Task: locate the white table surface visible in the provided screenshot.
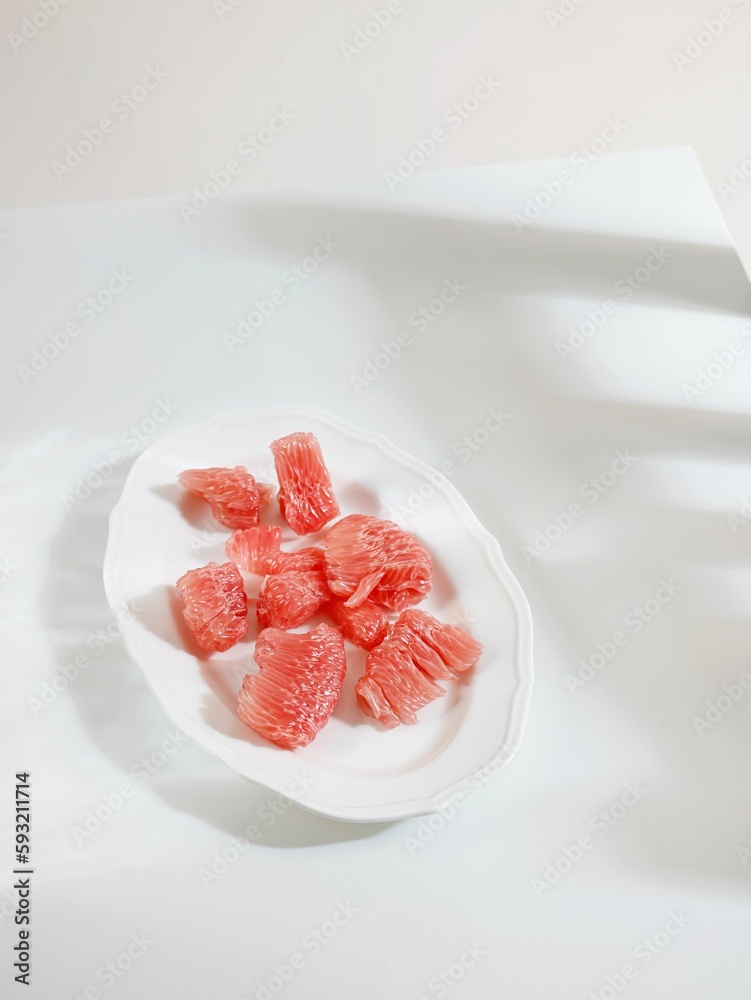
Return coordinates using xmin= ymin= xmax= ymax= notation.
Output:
xmin=1 ymin=0 xmax=751 ymax=275
xmin=1 ymin=145 xmax=750 ymax=998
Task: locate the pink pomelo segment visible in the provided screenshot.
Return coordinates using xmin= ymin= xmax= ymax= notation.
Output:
xmin=179 ymin=466 xmax=273 ymax=529
xmin=259 ymin=546 xmax=325 ymax=575
xmin=176 ymin=561 xmax=248 ymax=652
xmin=356 ymin=634 xmax=444 ymax=725
xmin=399 ymin=609 xmax=483 ymax=674
xmin=226 ymin=528 xmax=324 ymax=577
xmin=256 ymin=569 xmax=330 ymax=631
xmin=237 ymin=624 xmax=347 ymax=749
xmin=270 ymin=432 xmax=340 ymax=535
xmin=329 ymin=598 xmax=391 ymax=651
xmin=355 ymin=609 xmax=483 ymax=727
xmin=324 ymin=514 xmax=432 ymax=612
xmin=226 ymin=525 xmax=282 ymax=573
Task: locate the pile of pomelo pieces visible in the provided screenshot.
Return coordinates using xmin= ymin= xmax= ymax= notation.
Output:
xmin=176 ymin=431 xmax=482 ymax=749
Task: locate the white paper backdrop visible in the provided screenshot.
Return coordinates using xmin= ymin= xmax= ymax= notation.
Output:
xmin=1 ymin=147 xmax=750 ymax=998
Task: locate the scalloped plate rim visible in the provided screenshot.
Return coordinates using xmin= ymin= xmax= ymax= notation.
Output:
xmin=103 ymin=405 xmax=534 ymax=823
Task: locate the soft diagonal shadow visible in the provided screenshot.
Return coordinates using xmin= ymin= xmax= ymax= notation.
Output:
xmin=197 ymin=196 xmax=751 ymax=317
xmin=385 ymin=283 xmax=751 ymax=889
xmin=39 ymin=184 xmax=751 ymax=881
xmin=205 ymin=191 xmax=751 ymax=887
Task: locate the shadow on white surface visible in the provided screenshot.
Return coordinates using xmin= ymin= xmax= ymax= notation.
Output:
xmin=151 ymin=482 xmax=211 ymax=528
xmin=37 ymin=184 xmax=751 ymax=878
xmin=203 ymin=197 xmax=751 ymax=317
xmin=208 ymin=194 xmax=751 ymax=886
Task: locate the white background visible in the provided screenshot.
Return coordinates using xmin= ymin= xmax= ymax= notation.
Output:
xmin=1 ymin=4 xmax=751 ymax=1000
xmin=2 ymin=147 xmax=750 ymax=999
xmin=1 ymin=0 xmax=751 ymax=270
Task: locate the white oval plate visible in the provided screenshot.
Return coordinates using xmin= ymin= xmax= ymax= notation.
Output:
xmin=103 ymin=407 xmax=533 ymax=823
